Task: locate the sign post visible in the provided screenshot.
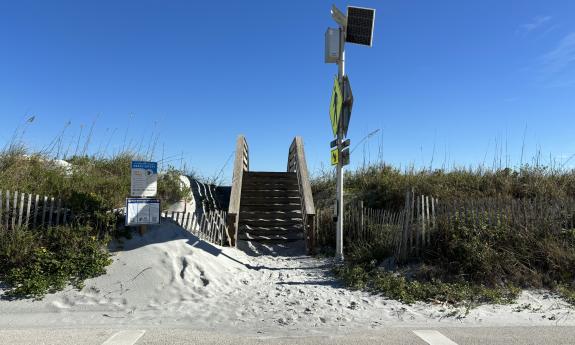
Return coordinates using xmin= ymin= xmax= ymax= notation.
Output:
xmin=326 ymin=5 xmax=375 ymax=261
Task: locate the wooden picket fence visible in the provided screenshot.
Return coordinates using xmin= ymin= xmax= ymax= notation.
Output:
xmin=315 ymin=188 xmax=575 ymax=264
xmin=314 ymin=202 xmax=405 ymax=250
xmin=396 ymin=189 xmax=439 ymax=262
xmin=433 ymin=196 xmax=575 ymax=236
xmin=314 ymin=190 xmax=439 ymax=263
xmin=0 ymin=189 xmax=69 ymax=230
xmin=163 ymin=209 xmax=228 ymax=246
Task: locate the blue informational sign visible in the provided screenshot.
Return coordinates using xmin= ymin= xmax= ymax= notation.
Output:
xmin=125 ymin=198 xmax=161 ymax=226
xmin=131 ymin=161 xmax=158 ymax=173
xmin=131 ymin=161 xmax=158 ymax=197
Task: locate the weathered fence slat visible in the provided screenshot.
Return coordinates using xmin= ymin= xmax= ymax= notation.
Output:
xmin=25 ymin=193 xmax=32 ymax=228
xmin=47 ymin=197 xmax=55 ymax=227
xmin=55 ymin=198 xmax=62 ymax=226
xmin=11 ymin=191 xmax=18 ymax=229
xmin=0 ymin=191 xmax=3 ymax=227
xmin=17 ymin=192 xmax=25 ymax=227
xmin=5 ymin=190 xmax=10 ymax=229
xmin=41 ymin=196 xmax=48 ymax=227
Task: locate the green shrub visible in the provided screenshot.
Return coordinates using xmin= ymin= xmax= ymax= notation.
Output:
xmin=558 ymin=285 xmax=575 ymax=306
xmin=0 ymin=225 xmax=112 ymax=299
xmin=158 ymin=167 xmax=191 ymax=210
xmin=428 ymin=210 xmax=575 ymax=288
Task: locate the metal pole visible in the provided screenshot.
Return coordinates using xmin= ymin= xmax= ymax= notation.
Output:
xmin=335 ymin=27 xmax=345 ymax=261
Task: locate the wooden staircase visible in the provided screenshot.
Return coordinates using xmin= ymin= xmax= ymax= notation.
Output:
xmin=237 ymin=172 xmax=304 ymax=243
xmin=226 ymin=136 xmax=316 ymax=254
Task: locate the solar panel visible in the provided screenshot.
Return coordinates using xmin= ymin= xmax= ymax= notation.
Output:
xmin=345 ymin=6 xmax=375 ymax=46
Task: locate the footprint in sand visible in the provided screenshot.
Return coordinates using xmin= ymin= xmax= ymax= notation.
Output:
xmin=51 ymin=299 xmax=72 ymax=309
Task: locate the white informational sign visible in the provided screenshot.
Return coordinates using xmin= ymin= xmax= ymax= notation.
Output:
xmin=131 ymin=161 xmax=158 ymax=197
xmin=125 ymin=198 xmax=160 ymax=226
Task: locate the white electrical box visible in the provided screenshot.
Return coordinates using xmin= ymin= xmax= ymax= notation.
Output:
xmin=325 ymin=28 xmax=340 ymax=63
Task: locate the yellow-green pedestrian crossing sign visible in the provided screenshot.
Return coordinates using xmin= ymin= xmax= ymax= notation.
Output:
xmin=330 ymin=148 xmax=339 ymax=165
xmin=329 ymin=75 xmax=343 ymax=137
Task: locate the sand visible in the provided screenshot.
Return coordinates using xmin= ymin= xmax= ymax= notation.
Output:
xmin=0 ymin=221 xmax=573 ymax=335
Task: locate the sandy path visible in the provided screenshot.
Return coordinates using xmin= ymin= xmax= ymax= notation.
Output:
xmin=0 ymin=222 xmax=573 ymax=336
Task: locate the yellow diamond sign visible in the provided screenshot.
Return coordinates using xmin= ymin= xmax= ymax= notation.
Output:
xmin=329 ymin=75 xmax=343 ymax=137
xmin=331 ymin=148 xmax=339 ymax=166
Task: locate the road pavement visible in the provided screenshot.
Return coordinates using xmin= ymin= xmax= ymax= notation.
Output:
xmin=1 ymin=327 xmax=574 ymax=345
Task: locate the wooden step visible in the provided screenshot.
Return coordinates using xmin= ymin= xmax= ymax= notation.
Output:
xmin=240 ymin=204 xmax=301 ymax=212
xmin=242 ymin=187 xmax=300 ymax=194
xmin=239 ymin=224 xmax=304 ymax=232
xmin=240 ymin=210 xmax=302 ymax=219
xmin=237 ymin=232 xmax=304 ymax=242
xmin=242 ymin=172 xmax=297 ymax=181
xmin=239 ymin=219 xmax=303 ymax=227
xmin=242 ymin=181 xmax=299 ymax=188
xmin=244 ymin=172 xmax=297 ymax=179
xmin=240 ymin=196 xmax=301 ymax=205
xmin=241 ymin=190 xmax=300 ymax=198
xmin=239 ymin=228 xmax=303 ymax=237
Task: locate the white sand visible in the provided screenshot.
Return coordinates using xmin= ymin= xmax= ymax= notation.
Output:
xmin=1 ymin=221 xmax=573 ymax=335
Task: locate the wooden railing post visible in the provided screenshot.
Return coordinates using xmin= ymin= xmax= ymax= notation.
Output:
xmin=227 ymin=135 xmax=249 ymax=247
xmin=288 ymin=136 xmax=316 ymax=255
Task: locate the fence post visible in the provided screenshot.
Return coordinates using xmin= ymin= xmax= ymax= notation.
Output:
xmin=17 ymin=192 xmax=25 ymax=227
xmin=200 ymin=213 xmax=206 ymax=240
xmin=12 ymin=191 xmax=18 ymax=229
xmin=32 ymin=195 xmax=39 ymax=228
xmin=41 ymin=196 xmax=48 ymax=227
xmin=47 ymin=197 xmax=55 ymax=227
xmin=398 ymin=189 xmax=411 ymax=263
xmin=25 ymin=193 xmax=32 ymax=228
xmin=0 ymin=191 xmax=3 ymax=228
xmin=431 ymin=197 xmax=436 ymax=236
xmin=55 ymin=199 xmax=62 ymax=226
xmin=359 ymin=201 xmax=364 ymax=241
xmin=424 ymin=195 xmax=430 ymax=245
xmin=184 ymin=212 xmax=190 ymax=230
xmin=5 ymin=190 xmax=10 ymax=229
xmin=416 ymin=193 xmax=422 ymax=256
xmin=207 ymin=211 xmax=214 ymax=242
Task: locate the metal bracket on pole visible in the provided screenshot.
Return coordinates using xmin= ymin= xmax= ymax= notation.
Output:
xmin=331 ymin=5 xmax=347 ymax=28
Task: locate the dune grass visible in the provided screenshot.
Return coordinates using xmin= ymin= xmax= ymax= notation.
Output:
xmin=0 ymin=147 xmax=190 ymax=235
xmin=0 ymin=146 xmax=191 ymax=298
xmin=313 ymin=163 xmax=575 ymax=210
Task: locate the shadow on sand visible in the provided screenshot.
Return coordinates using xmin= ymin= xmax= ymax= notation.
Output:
xmin=110 ymin=220 xmax=317 ymax=272
xmin=276 ymin=280 xmax=344 ymax=287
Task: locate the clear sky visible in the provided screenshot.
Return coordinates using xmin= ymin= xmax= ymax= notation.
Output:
xmin=1 ymin=1 xmax=575 ymax=183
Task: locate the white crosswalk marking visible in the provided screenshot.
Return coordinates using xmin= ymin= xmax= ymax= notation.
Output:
xmin=102 ymin=330 xmax=146 ymax=345
xmin=413 ymin=330 xmax=459 ymax=345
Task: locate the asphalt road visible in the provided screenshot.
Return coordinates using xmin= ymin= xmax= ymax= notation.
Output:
xmin=0 ymin=327 xmax=574 ymax=345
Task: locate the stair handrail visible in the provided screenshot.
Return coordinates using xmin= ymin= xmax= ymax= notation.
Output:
xmin=287 ymin=136 xmax=316 ymax=254
xmin=227 ymin=135 xmax=249 ymax=246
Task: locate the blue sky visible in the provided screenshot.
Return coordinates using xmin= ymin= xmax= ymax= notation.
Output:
xmin=1 ymin=1 xmax=575 ymax=183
